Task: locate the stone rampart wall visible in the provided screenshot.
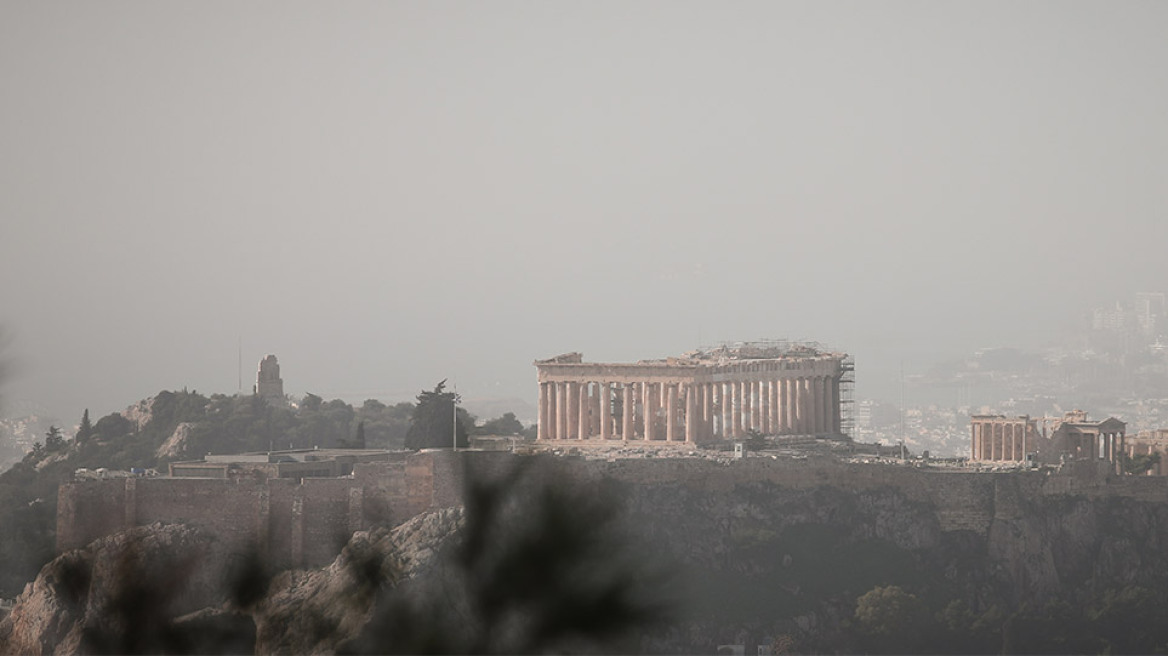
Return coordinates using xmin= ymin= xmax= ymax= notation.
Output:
xmin=58 ymin=451 xmax=1168 ymax=572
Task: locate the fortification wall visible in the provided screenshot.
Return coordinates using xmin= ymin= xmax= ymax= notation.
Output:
xmin=56 ymin=480 xmax=128 ymax=552
xmin=58 ymin=451 xmax=1168 ymax=573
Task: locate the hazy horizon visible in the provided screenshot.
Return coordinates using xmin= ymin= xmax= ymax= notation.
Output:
xmin=3 ymin=2 xmax=1167 ymax=423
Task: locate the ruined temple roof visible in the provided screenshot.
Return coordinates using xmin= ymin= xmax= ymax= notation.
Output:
xmin=535 ymin=341 xmax=848 ymax=368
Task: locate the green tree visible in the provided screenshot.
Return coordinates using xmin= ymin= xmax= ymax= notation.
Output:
xmin=1121 ymin=451 xmax=1161 ymax=475
xmin=92 ymin=412 xmax=134 ymax=441
xmin=44 ymin=426 xmax=64 ymax=451
xmin=854 ymin=585 xmax=926 ymax=653
xmin=76 ymin=409 xmax=93 ymax=444
xmin=405 ymin=380 xmax=468 ymax=450
xmin=476 ymin=412 xmax=524 ymax=436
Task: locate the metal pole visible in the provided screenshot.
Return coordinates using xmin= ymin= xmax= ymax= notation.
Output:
xmin=452 ymin=396 xmax=458 ymax=451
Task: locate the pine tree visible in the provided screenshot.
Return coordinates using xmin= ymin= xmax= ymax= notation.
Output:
xmin=405 ymin=380 xmax=468 ymax=450
xmin=44 ymin=425 xmax=64 ymax=451
xmin=77 ymin=409 xmax=93 ymax=443
xmin=355 ymin=421 xmax=366 ymax=449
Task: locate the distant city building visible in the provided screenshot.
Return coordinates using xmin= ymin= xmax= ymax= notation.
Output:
xmin=535 ymin=341 xmax=853 ymax=443
xmin=255 ymin=354 xmax=285 ymax=404
xmin=1088 ymin=292 xmax=1168 ymax=354
xmin=1134 ymin=292 xmax=1166 ymax=337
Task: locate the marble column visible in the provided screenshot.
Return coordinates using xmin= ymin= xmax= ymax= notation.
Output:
xmin=622 ymin=384 xmax=633 ymax=440
xmin=701 ymin=383 xmax=712 ymax=439
xmin=731 ymin=382 xmax=742 ymax=437
xmin=798 ymin=377 xmax=809 ymax=434
xmin=576 ymin=382 xmax=588 ymax=439
xmin=826 ymin=378 xmax=836 ymax=434
xmin=647 ymin=383 xmax=659 ymax=440
xmin=833 ymin=377 xmax=842 ymax=434
xmin=685 ymin=384 xmax=697 ymax=443
xmin=815 ymin=377 xmax=826 ymax=435
xmin=758 ymin=380 xmax=768 ymax=432
xmin=666 ymin=384 xmax=678 ymax=442
xmin=768 ymin=379 xmax=778 ymax=434
xmin=538 ymin=382 xmax=548 ymax=440
xmin=784 ymin=378 xmax=794 ymax=434
xmin=750 ymin=380 xmax=761 ymax=432
xmin=719 ymin=383 xmax=729 ymax=438
xmin=600 ymin=382 xmax=612 ymax=440
xmin=770 ymin=378 xmax=780 ymax=434
xmin=556 ymin=382 xmax=568 ymax=440
xmin=740 ymin=381 xmax=751 ymax=434
xmin=793 ymin=378 xmax=805 ymax=434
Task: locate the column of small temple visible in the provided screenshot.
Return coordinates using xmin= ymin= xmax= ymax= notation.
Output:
xmin=969 ymin=418 xmax=1031 ymax=462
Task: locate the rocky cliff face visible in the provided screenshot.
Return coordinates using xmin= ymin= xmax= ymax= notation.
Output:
xmin=0 ymin=510 xmax=463 ymax=656
xmin=155 ymin=421 xmax=196 ymax=460
xmin=0 ymin=522 xmax=229 ymax=655
xmin=7 ymin=459 xmax=1168 ymax=654
xmin=605 ymin=462 xmax=1168 ymax=653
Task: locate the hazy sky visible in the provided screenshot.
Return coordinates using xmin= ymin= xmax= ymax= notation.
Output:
xmin=2 ymin=2 xmax=1167 ymax=422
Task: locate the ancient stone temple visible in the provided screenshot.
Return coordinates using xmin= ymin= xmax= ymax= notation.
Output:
xmin=256 ymin=354 xmax=285 ymax=404
xmin=969 ymin=415 xmax=1040 ymax=462
xmin=534 ymin=342 xmax=851 ymax=443
xmin=970 ymin=410 xmax=1126 ymax=471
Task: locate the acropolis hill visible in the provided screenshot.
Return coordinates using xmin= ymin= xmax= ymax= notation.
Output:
xmin=55 ymin=341 xmax=1142 ymax=569
xmin=16 ymin=342 xmax=1168 ymax=653
xmin=42 ymin=450 xmax=1168 ymax=653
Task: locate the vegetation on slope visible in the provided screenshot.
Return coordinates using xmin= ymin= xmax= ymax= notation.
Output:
xmin=0 ymin=388 xmax=529 ymax=599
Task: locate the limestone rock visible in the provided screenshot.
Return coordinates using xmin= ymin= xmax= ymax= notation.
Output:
xmin=253 ymin=507 xmax=462 ymax=654
xmin=156 ymin=421 xmax=196 ymax=460
xmin=0 ymin=522 xmax=228 ymax=655
xmin=122 ymin=396 xmax=157 ymax=431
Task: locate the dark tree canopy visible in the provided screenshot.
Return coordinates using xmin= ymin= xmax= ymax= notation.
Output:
xmin=475 ymin=412 xmax=524 ymax=436
xmin=405 ymin=380 xmax=468 ymax=450
xmin=76 ymin=409 xmax=93 ymax=444
xmin=92 ymin=413 xmax=134 ymax=441
xmin=44 ymin=426 xmax=65 ymax=452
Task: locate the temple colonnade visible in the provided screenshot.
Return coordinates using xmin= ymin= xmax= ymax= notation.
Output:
xmin=535 ymin=352 xmax=846 ymax=443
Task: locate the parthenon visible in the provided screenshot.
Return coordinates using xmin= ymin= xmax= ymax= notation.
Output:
xmin=535 ymin=342 xmax=851 ymax=443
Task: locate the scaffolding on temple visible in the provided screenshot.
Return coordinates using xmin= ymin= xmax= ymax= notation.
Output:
xmin=839 ymin=354 xmax=855 ymax=439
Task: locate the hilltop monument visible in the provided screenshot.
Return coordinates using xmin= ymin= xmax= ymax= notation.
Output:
xmin=255 ymin=354 xmax=285 ymax=405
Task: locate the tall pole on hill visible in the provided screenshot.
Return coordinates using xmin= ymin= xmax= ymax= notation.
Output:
xmin=453 ymin=382 xmax=458 ymax=451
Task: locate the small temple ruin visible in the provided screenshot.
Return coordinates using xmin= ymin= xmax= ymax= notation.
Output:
xmin=970 ymin=410 xmax=1126 ymax=471
xmin=534 ymin=342 xmax=853 ymax=443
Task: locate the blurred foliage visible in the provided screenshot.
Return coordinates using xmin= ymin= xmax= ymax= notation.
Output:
xmin=44 ymin=458 xmax=669 ymax=655
xmin=843 ymin=583 xmax=1168 ymax=655
xmin=343 ymin=457 xmax=673 ymax=653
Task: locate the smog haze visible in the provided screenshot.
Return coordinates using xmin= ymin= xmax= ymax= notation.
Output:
xmin=3 ymin=2 xmax=1167 ymax=421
